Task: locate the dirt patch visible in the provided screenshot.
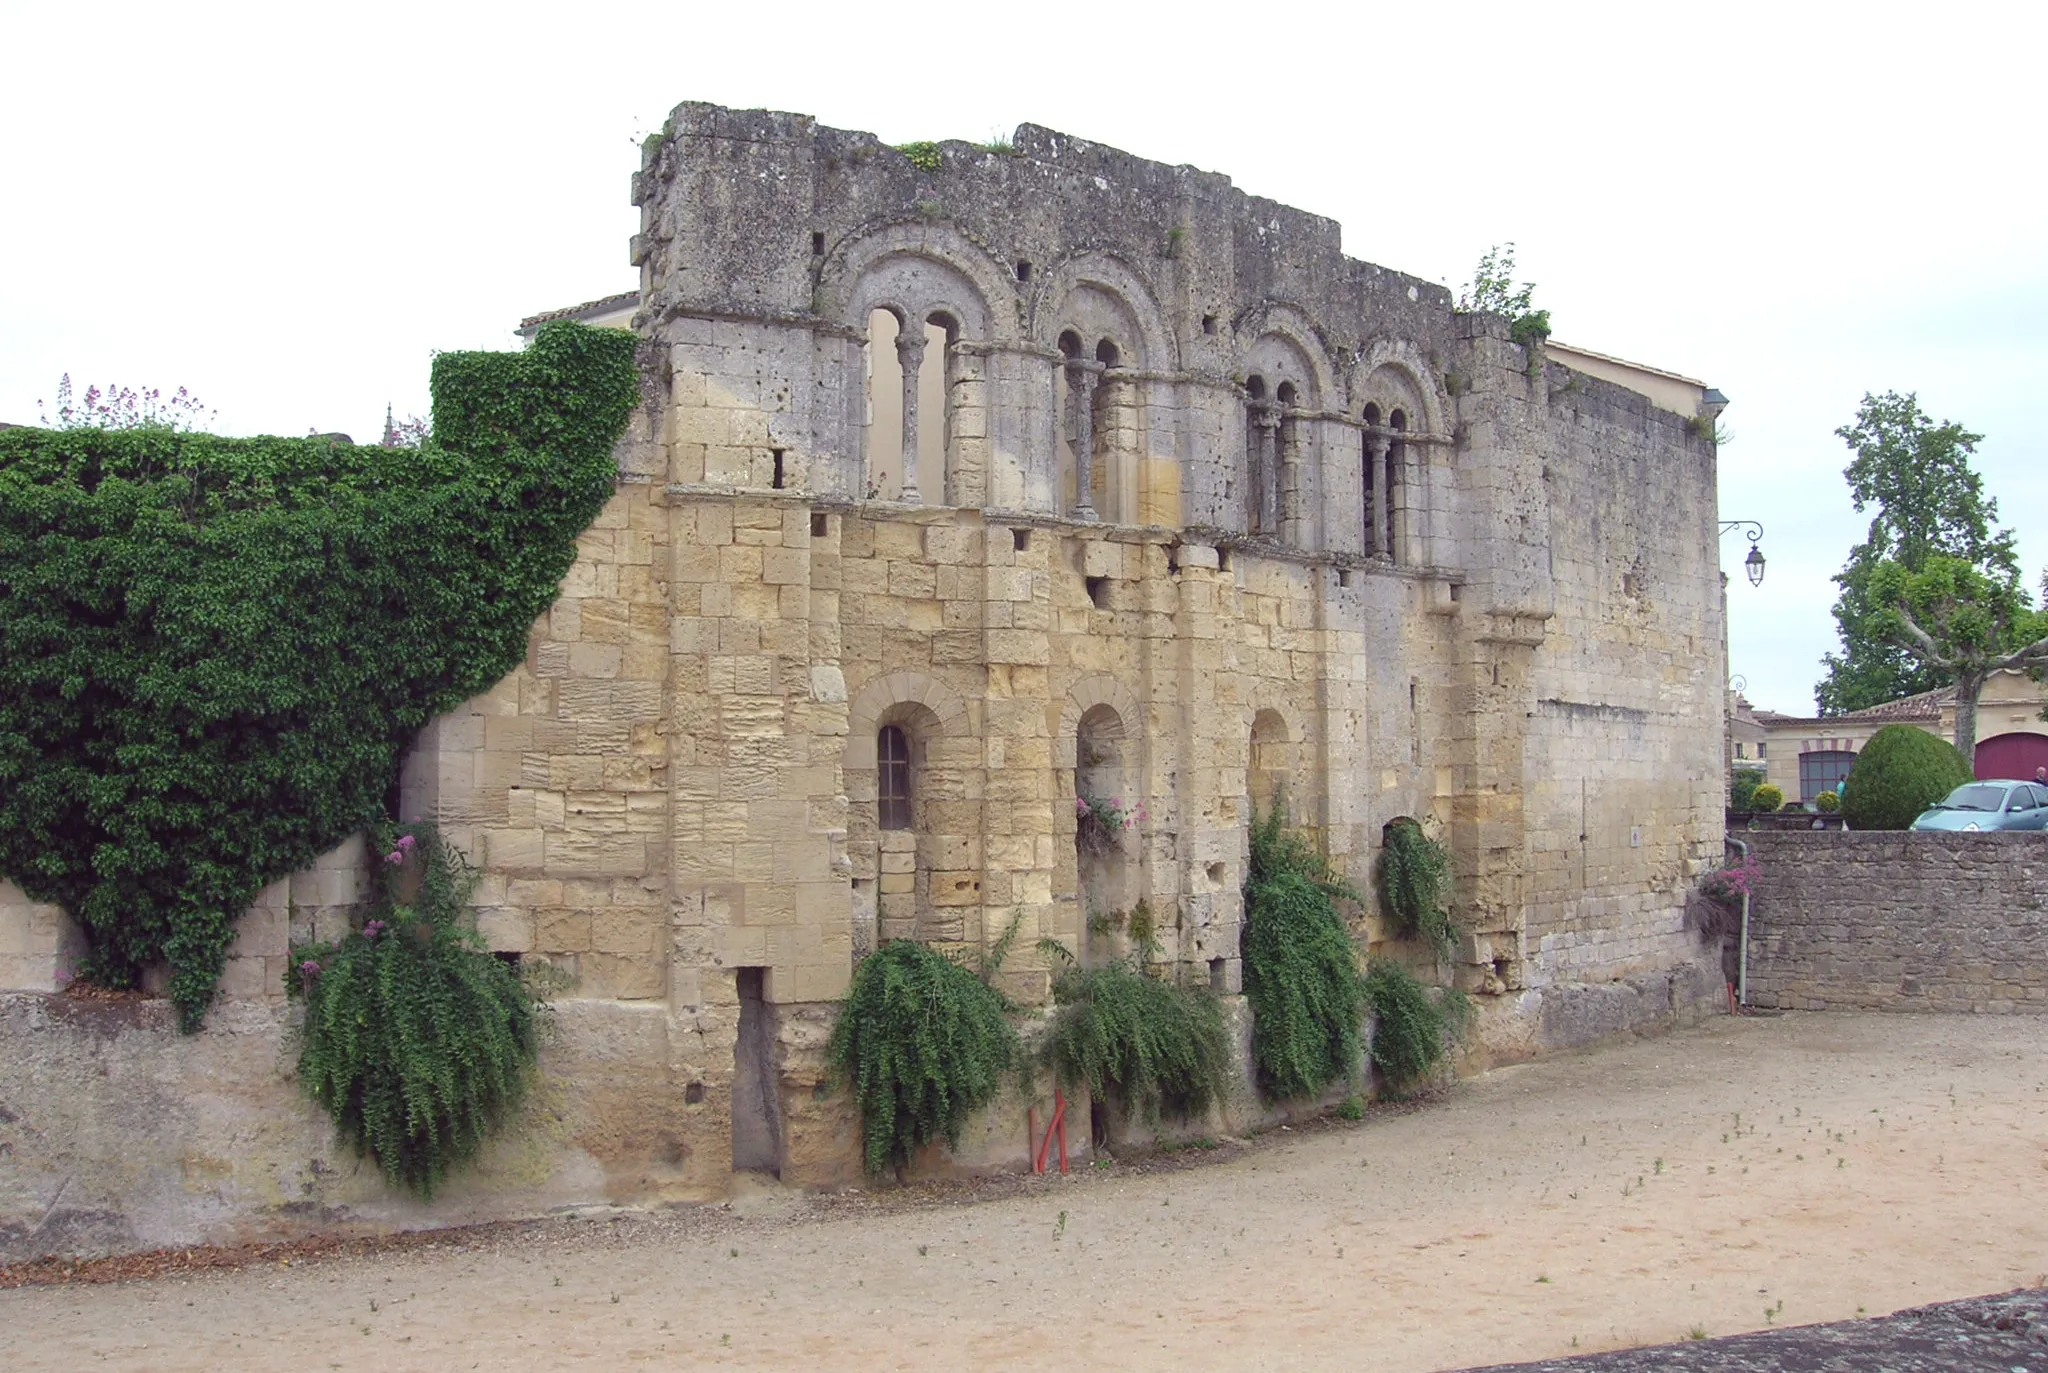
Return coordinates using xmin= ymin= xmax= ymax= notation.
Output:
xmin=4 ymin=1011 xmax=2046 ymax=1372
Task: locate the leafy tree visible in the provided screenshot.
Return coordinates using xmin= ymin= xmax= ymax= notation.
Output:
xmin=1816 ymin=392 xmax=2022 ymax=714
xmin=1864 ymin=555 xmax=2048 ymax=751
xmin=1458 ymin=243 xmax=1551 ymax=349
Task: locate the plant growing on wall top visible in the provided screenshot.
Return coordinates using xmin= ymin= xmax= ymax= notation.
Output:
xmin=1458 ymin=243 xmax=1551 ymax=349
xmin=1240 ymin=801 xmax=1367 ymax=1102
xmin=0 ymin=322 xmax=639 ymax=1030
xmin=291 ymin=824 xmax=545 ymax=1198
xmin=1377 ymin=817 xmax=1458 ymax=962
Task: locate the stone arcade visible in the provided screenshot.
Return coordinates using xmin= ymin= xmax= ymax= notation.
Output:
xmin=0 ymin=101 xmax=1730 ymax=1251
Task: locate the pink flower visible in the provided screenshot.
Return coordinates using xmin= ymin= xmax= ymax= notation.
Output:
xmin=396 ymin=833 xmax=417 ymax=851
xmin=385 ymin=850 xmax=405 ymax=864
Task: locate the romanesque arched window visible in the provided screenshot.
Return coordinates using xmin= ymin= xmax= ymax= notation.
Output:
xmin=878 ymin=725 xmax=913 ymax=830
xmin=863 ymin=307 xmax=956 ymax=504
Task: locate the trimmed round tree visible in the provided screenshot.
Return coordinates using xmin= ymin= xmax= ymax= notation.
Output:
xmin=1839 ymin=725 xmax=1974 ymax=831
xmin=1750 ymin=783 xmax=1785 ymax=813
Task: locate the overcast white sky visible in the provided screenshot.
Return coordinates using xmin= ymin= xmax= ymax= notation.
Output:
xmin=2 ymin=1 xmax=2041 ymax=715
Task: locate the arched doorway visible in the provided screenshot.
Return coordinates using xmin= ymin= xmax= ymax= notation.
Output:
xmin=1975 ymin=731 xmax=2048 ymax=780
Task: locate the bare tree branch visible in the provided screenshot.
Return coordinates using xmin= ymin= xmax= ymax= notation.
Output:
xmin=1994 ymin=630 xmax=2048 ymax=671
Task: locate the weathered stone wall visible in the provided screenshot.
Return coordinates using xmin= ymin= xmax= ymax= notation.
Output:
xmin=0 ymin=99 xmax=1730 ymax=1257
xmin=1745 ymin=832 xmax=2048 ymax=1012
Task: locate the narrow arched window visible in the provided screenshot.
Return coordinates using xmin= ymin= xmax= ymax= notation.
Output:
xmin=878 ymin=725 xmax=913 ymax=830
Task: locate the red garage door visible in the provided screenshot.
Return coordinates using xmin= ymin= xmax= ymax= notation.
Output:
xmin=1975 ymin=732 xmax=2048 ymax=780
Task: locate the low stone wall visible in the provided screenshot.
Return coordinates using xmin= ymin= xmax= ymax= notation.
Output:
xmin=1744 ymin=831 xmax=2048 ymax=1013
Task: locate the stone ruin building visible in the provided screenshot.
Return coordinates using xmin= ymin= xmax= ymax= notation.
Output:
xmin=0 ymin=99 xmax=1730 ymax=1249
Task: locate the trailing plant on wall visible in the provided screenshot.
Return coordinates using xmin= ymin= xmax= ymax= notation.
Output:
xmin=1039 ymin=945 xmax=1231 ymax=1124
xmin=0 ymin=323 xmax=638 ymax=1029
xmin=291 ymin=825 xmax=544 ymax=1199
xmin=1696 ymin=854 xmax=1759 ymax=909
xmin=1377 ymin=817 xmax=1458 ymax=962
xmin=1075 ymin=794 xmax=1144 ymax=856
xmin=1362 ymin=957 xmax=1472 ymax=1095
xmin=828 ymin=934 xmax=1022 ymax=1176
xmin=1240 ymin=802 xmax=1368 ymax=1102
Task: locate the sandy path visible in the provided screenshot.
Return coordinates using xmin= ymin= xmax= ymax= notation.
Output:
xmin=7 ymin=1010 xmax=2048 ymax=1372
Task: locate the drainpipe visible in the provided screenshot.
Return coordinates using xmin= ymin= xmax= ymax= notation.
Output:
xmin=1726 ymin=835 xmax=1751 ymax=1007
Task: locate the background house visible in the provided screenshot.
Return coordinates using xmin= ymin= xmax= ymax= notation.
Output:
xmin=1744 ymin=668 xmax=2048 ymax=805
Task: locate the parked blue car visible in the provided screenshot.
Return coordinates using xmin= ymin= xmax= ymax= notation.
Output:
xmin=1909 ymin=780 xmax=2048 ymax=832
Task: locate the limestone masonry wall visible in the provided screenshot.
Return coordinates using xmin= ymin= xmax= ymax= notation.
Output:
xmin=0 ymin=100 xmax=1731 ymax=1258
xmin=1745 ymin=832 xmax=2048 ymax=1013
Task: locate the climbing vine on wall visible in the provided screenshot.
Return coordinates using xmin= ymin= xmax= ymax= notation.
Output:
xmin=1240 ymin=802 xmax=1368 ymax=1102
xmin=0 ymin=322 xmax=639 ymax=1030
xmin=291 ymin=824 xmax=544 ymax=1198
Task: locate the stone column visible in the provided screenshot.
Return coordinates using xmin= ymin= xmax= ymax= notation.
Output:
xmin=896 ymin=327 xmax=926 ymax=504
xmin=1278 ymin=412 xmax=1303 ymax=544
xmin=1367 ymin=436 xmax=1390 ymax=558
xmin=1254 ymin=409 xmax=1280 ymax=535
xmin=1393 ymin=442 xmax=1418 ymax=566
xmin=1067 ymin=361 xmax=1098 ymax=522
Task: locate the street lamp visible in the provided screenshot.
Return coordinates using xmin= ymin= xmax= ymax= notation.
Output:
xmin=1721 ymin=520 xmax=1765 ymax=587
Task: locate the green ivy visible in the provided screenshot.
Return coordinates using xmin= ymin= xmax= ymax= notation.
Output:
xmin=827 ymin=940 xmax=1020 ymax=1176
xmin=1041 ymin=954 xmax=1231 ymax=1125
xmin=1377 ymin=817 xmax=1458 ymax=962
xmin=291 ymin=824 xmax=542 ymax=1198
xmin=0 ymin=322 xmax=638 ymax=1029
xmin=1363 ymin=957 xmax=1472 ymax=1095
xmin=1240 ymin=802 xmax=1367 ymax=1102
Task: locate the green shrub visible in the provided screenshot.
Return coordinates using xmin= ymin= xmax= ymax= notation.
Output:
xmin=1041 ymin=958 xmax=1231 ymax=1124
xmin=1750 ymin=783 xmax=1785 ymax=813
xmin=1729 ymin=767 xmax=1766 ymax=812
xmin=1363 ymin=958 xmax=1473 ymax=1094
xmin=827 ymin=940 xmax=1020 ymax=1175
xmin=0 ymin=322 xmax=638 ymax=1029
xmin=1840 ymin=725 xmax=1974 ymax=831
xmin=291 ymin=825 xmax=542 ymax=1198
xmin=1241 ymin=803 xmax=1367 ymax=1102
xmin=1814 ymin=789 xmax=1841 ymax=813
xmin=1377 ymin=817 xmax=1457 ymax=961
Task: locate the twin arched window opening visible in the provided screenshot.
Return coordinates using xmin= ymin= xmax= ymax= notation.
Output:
xmin=1361 ymin=403 xmax=1407 ymax=562
xmin=864 ymin=308 xmax=958 ymax=504
xmin=1058 ymin=330 xmax=1128 ymax=522
xmin=1244 ymin=375 xmax=1300 ymax=536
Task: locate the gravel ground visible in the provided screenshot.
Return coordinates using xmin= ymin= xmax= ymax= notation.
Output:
xmin=4 ymin=1009 xmax=2046 ymax=1371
